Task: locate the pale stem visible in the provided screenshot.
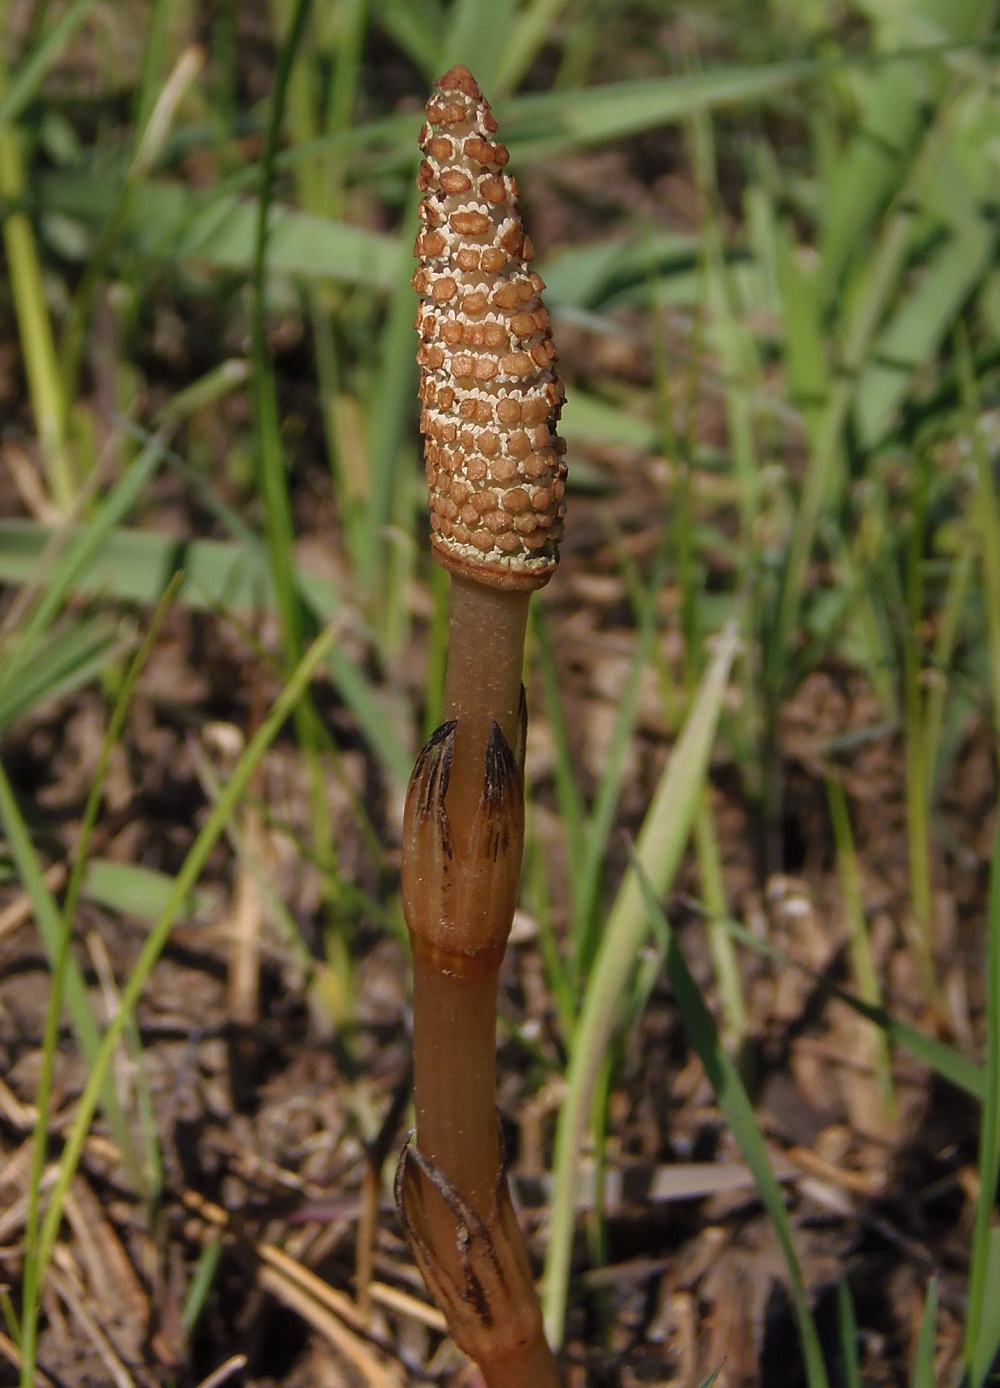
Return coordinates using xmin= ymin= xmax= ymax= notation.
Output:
xmin=411 ymin=950 xmax=502 ymax=1217
xmin=442 ymin=575 xmax=529 ymax=839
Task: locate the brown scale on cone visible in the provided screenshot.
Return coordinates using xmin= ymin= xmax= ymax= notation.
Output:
xmin=413 ymin=64 xmax=568 ymax=591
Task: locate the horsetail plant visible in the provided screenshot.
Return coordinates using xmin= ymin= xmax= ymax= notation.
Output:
xmin=395 ymin=65 xmax=566 ymax=1386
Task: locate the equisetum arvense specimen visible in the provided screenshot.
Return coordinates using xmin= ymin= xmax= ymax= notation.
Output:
xmin=394 ymin=65 xmax=566 ymax=1386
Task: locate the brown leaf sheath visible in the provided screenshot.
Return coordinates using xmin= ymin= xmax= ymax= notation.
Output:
xmin=401 ymin=719 xmax=525 ymax=974
xmin=414 ymin=63 xmax=568 ymax=591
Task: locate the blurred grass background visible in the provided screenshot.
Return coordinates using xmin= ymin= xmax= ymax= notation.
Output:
xmin=2 ymin=0 xmax=1000 ymax=1383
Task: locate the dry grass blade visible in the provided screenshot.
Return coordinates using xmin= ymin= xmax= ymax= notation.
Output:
xmin=47 ymin=1255 xmax=137 ymax=1388
xmin=369 ymin=1279 xmax=447 ymax=1333
xmin=180 ymin=1189 xmax=412 ymax=1384
xmin=0 ymin=1082 xmax=36 ymax=1131
xmin=61 ymin=1179 xmax=147 ymax=1358
xmin=0 ymin=1154 xmax=56 ymax=1247
xmin=180 ymin=1183 xmax=448 ymax=1340
xmin=183 ymin=1188 xmax=439 ymax=1336
xmin=0 ymin=1329 xmax=56 ymax=1387
xmin=191 ymin=1357 xmax=248 ymax=1388
xmin=257 ymin=1265 xmax=402 ymax=1388
xmin=0 ymin=864 xmax=66 ymax=946
xmin=225 ymin=811 xmax=265 ymax=1030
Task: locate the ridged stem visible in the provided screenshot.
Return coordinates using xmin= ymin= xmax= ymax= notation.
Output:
xmin=443 ymin=576 xmax=528 ymax=825
xmin=412 ymin=950 xmax=501 ymax=1214
xmin=411 ymin=576 xmax=527 ymax=1244
xmin=402 ymin=577 xmax=561 ymax=1385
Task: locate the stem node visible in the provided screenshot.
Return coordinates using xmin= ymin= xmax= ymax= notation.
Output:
xmin=396 ymin=1133 xmax=560 ymax=1387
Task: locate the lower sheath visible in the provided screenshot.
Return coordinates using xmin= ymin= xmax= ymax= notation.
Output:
xmin=408 ymin=948 xmax=563 ymax=1388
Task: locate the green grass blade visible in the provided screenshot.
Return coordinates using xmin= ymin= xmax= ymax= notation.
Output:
xmin=320 ymin=0 xmax=369 ymax=218
xmin=523 ymin=830 xmax=576 ymax=1044
xmin=967 ymin=1228 xmax=1000 ymax=1387
xmin=25 ymin=623 xmax=336 ymax=1357
xmin=18 ymin=580 xmax=178 ymax=1383
xmin=689 ymin=105 xmax=761 ymax=544
xmin=360 ymin=177 xmax=420 ymax=591
xmin=826 ymin=777 xmax=895 ymax=1120
xmin=0 ymin=766 xmax=143 ymax=1186
xmin=38 ymin=53 xmax=983 ymax=309
xmin=558 ymin=390 xmax=657 ymax=451
xmin=0 ymin=0 xmax=97 ymax=127
xmin=543 ymin=623 xmax=738 ymax=1347
xmin=501 ymin=58 xmax=822 ymax=149
xmin=819 ymin=0 xmax=990 ymax=303
xmin=856 ymin=208 xmax=994 ymax=448
xmin=60 ymin=44 xmax=205 ymax=399
xmin=325 ymin=643 xmax=412 ymax=788
xmin=0 ymin=618 xmax=123 ymax=733
xmin=635 ymin=863 xmax=828 ymax=1388
xmin=965 ymin=810 xmax=1000 ymax=1385
xmin=774 ymin=217 xmax=828 ymax=445
xmin=836 ymin=1281 xmax=863 ymax=1388
xmin=0 ymin=521 xmax=410 ymax=786
xmin=492 ymin=0 xmax=572 ymax=96
xmin=372 ymin=0 xmax=445 ymax=78
xmin=530 ymin=603 xmax=586 ymax=866
xmin=694 ymin=794 xmax=749 ymax=1050
xmin=81 ymin=860 xmax=213 ymax=923
xmin=912 ymin=1280 xmax=938 ymax=1388
xmin=252 ymin=0 xmax=313 ymax=671
xmin=0 ymin=64 xmax=74 ymax=512
xmin=0 ymin=439 xmax=165 ymax=694
xmin=0 ymin=519 xmax=339 ymax=617
xmin=571 ymin=538 xmax=670 ymax=978
xmin=442 ymin=0 xmax=517 ymax=91
xmin=40 ymin=173 xmax=404 ymax=290
xmin=924 ymin=529 xmax=974 ymax=799
xmin=959 ymin=332 xmax=1000 ymax=751
xmin=716 ymin=911 xmax=983 ymax=1100
xmin=156 ymin=359 xmax=252 ymax=425
xmin=499 ymin=45 xmax=989 ymax=158
xmin=537 ymin=232 xmax=698 ymax=311
xmin=423 ymin=563 xmax=449 ymax=739
xmin=181 ymin=1238 xmax=223 ymax=1335
xmin=134 ymin=0 xmax=175 ymax=133
xmin=770 ymin=89 xmax=960 ymax=695
xmin=252 ymin=0 xmax=360 ymax=1026
xmin=819 ymin=61 xmax=929 ymax=303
